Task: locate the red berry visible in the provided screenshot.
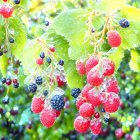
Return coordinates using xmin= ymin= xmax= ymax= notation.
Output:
xmin=107 ymin=30 xmax=121 ymax=47
xmin=76 ymin=61 xmax=86 ymax=75
xmin=103 ymin=58 xmax=115 ymax=76
xmin=94 ymin=112 xmax=100 ymax=118
xmin=87 ymin=69 xmax=104 ymax=86
xmin=6 ymin=79 xmax=11 ymax=86
xmin=74 ymin=116 xmax=90 ymax=133
xmin=85 ymin=56 xmax=98 ymax=73
xmin=88 ymin=88 xmax=102 ymax=106
xmin=64 ymin=101 xmax=70 ymax=109
xmin=64 ymin=97 xmax=68 ymax=101
xmin=115 ymin=128 xmax=124 ymax=138
xmin=90 ymin=119 xmax=102 ymax=134
xmin=76 ymin=97 xmax=86 ymax=110
xmin=53 ymin=109 xmax=61 ymax=117
xmin=50 ymin=46 xmax=55 ymax=52
xmin=57 ymin=76 xmax=66 ymax=87
xmin=40 ymin=107 xmax=56 ymax=128
xmin=13 ymin=79 xmax=17 ymax=83
xmin=137 ymin=117 xmax=140 ymax=127
xmin=79 ymin=103 xmax=94 ymax=117
xmin=0 ymin=4 xmax=13 ymax=18
xmin=82 ymin=84 xmax=92 ymax=99
xmin=36 ymin=57 xmax=44 ymax=65
xmin=31 ymin=96 xmax=45 ymax=113
xmin=3 ymin=0 xmax=8 ymax=2
xmin=103 ymin=93 xmax=120 ymax=113
xmin=107 ymin=79 xmax=119 ymax=94
xmin=125 ymin=134 xmax=132 ymax=140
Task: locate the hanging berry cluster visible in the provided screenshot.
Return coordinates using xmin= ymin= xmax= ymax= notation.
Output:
xmin=26 ymin=39 xmax=67 ymax=128
xmin=71 ymin=14 xmax=130 ymax=134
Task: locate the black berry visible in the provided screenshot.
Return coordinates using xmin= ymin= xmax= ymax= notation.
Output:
xmin=91 ymin=27 xmax=95 ymax=33
xmin=14 ymin=83 xmax=19 ymax=88
xmin=45 ymin=21 xmax=50 ymax=26
xmin=51 ymin=95 xmax=65 ymax=110
xmin=101 ymin=108 xmax=105 ymax=112
xmin=103 ymin=118 xmax=109 ymax=122
xmin=58 ymin=60 xmax=64 ymax=66
xmin=0 ymin=51 xmax=3 ymax=56
xmin=13 ymin=0 xmax=20 ymax=4
xmin=0 ymin=108 xmax=3 ymax=114
xmin=40 ymin=51 xmax=45 ymax=59
xmin=29 ymin=83 xmax=37 ymax=93
xmin=9 ymin=38 xmax=14 ymax=43
xmin=46 ymin=57 xmax=51 ymax=63
xmin=71 ymin=88 xmax=81 ymax=98
xmin=2 ymin=96 xmax=9 ymax=104
xmin=10 ymin=107 xmax=18 ymax=116
xmin=43 ymin=90 xmax=48 ymax=96
xmin=1 ymin=77 xmax=6 ymax=84
xmin=0 ymin=86 xmax=5 ymax=94
xmin=36 ymin=76 xmax=42 ymax=85
xmin=119 ymin=18 xmax=130 ymax=28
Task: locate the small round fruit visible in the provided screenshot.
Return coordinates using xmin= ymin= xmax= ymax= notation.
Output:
xmin=6 ymin=79 xmax=11 ymax=86
xmin=76 ymin=61 xmax=86 ymax=75
xmin=94 ymin=112 xmax=100 ymax=118
xmin=50 ymin=46 xmax=55 ymax=52
xmin=36 ymin=57 xmax=44 ymax=65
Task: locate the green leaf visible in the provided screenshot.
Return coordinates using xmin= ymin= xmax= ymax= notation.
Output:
xmin=129 ymin=50 xmax=140 ymax=72
xmin=0 ymin=21 xmax=6 ymax=46
xmin=20 ymin=0 xmax=30 ymax=10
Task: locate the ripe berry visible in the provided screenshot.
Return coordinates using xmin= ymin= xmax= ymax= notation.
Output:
xmin=137 ymin=117 xmax=140 ymax=127
xmin=119 ymin=18 xmax=130 ymax=28
xmin=40 ymin=51 xmax=45 ymax=59
xmin=50 ymin=46 xmax=55 ymax=52
xmin=1 ymin=77 xmax=6 ymax=84
xmin=0 ymin=4 xmax=13 ymax=18
xmin=82 ymin=84 xmax=92 ymax=99
xmin=125 ymin=134 xmax=132 ymax=140
xmin=57 ymin=76 xmax=66 ymax=87
xmin=40 ymin=108 xmax=56 ymax=128
xmin=85 ymin=56 xmax=98 ymax=73
xmin=0 ymin=51 xmax=3 ymax=56
xmin=0 ymin=108 xmax=3 ymax=114
xmin=3 ymin=50 xmax=7 ymax=53
xmin=43 ymin=90 xmax=48 ymax=96
xmin=121 ymin=73 xmax=126 ymax=79
xmin=13 ymin=79 xmax=17 ymax=83
xmin=90 ymin=119 xmax=102 ymax=134
xmin=91 ymin=27 xmax=95 ymax=33
xmin=46 ymin=57 xmax=51 ymax=63
xmin=2 ymin=96 xmax=9 ymax=104
xmin=107 ymin=30 xmax=121 ymax=47
xmin=74 ymin=116 xmax=90 ymax=133
xmin=88 ymin=88 xmax=102 ymax=106
xmin=6 ymin=79 xmax=11 ymax=86
xmin=71 ymin=88 xmax=81 ymax=98
xmin=53 ymin=109 xmax=61 ymax=117
xmin=76 ymin=97 xmax=86 ymax=110
xmin=94 ymin=112 xmax=100 ymax=118
xmin=14 ymin=83 xmax=19 ymax=88
xmin=87 ymin=69 xmax=104 ymax=86
xmin=0 ymin=86 xmax=5 ymax=94
xmin=36 ymin=57 xmax=44 ymax=65
xmin=103 ymin=58 xmax=115 ymax=76
xmin=58 ymin=60 xmax=64 ymax=66
xmin=51 ymin=95 xmax=65 ymax=110
xmin=3 ymin=0 xmax=8 ymax=2
xmin=79 ymin=103 xmax=94 ymax=117
xmin=45 ymin=21 xmax=50 ymax=26
xmin=107 ymin=79 xmax=119 ymax=94
xmin=29 ymin=83 xmax=37 ymax=93
xmin=103 ymin=118 xmax=109 ymax=122
xmin=76 ymin=61 xmax=86 ymax=75
xmin=10 ymin=107 xmax=18 ymax=116
xmin=31 ymin=96 xmax=45 ymax=113
xmin=13 ymin=0 xmax=20 ymax=4
xmin=36 ymin=76 xmax=42 ymax=85
xmin=115 ymin=128 xmax=124 ymax=139
xmin=9 ymin=38 xmax=14 ymax=43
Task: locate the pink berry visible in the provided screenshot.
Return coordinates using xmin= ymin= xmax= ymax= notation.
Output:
xmin=79 ymin=103 xmax=94 ymax=117
xmin=76 ymin=97 xmax=87 ymax=110
xmin=40 ymin=107 xmax=56 ymax=128
xmin=57 ymin=76 xmax=66 ymax=87
xmin=115 ymin=128 xmax=124 ymax=138
xmin=90 ymin=119 xmax=102 ymax=134
xmin=94 ymin=112 xmax=100 ymax=118
xmin=76 ymin=61 xmax=86 ymax=75
xmin=50 ymin=46 xmax=55 ymax=52
xmin=13 ymin=79 xmax=17 ymax=83
xmin=125 ymin=133 xmax=132 ymax=140
xmin=74 ymin=116 xmax=90 ymax=133
xmin=31 ymin=96 xmax=45 ymax=113
xmin=137 ymin=117 xmax=140 ymax=127
xmin=36 ymin=57 xmax=44 ymax=65
xmin=82 ymin=84 xmax=92 ymax=99
xmin=107 ymin=30 xmax=121 ymax=47
xmin=6 ymin=79 xmax=11 ymax=86
xmin=107 ymin=79 xmax=119 ymax=94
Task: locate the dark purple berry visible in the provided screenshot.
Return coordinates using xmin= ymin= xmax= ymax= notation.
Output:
xmin=1 ymin=77 xmax=6 ymax=84
xmin=43 ymin=90 xmax=48 ymax=96
xmin=13 ymin=0 xmax=20 ymax=4
xmin=58 ymin=60 xmax=64 ymax=66
xmin=71 ymin=88 xmax=81 ymax=98
xmin=40 ymin=51 xmax=45 ymax=59
xmin=2 ymin=96 xmax=9 ymax=104
xmin=0 ymin=51 xmax=3 ymax=56
xmin=0 ymin=108 xmax=3 ymax=114
xmin=29 ymin=83 xmax=37 ymax=93
xmin=119 ymin=18 xmax=130 ymax=28
xmin=46 ymin=57 xmax=51 ymax=63
xmin=36 ymin=76 xmax=42 ymax=85
xmin=3 ymin=50 xmax=7 ymax=53
xmin=9 ymin=38 xmax=14 ymax=43
xmin=14 ymin=83 xmax=19 ymax=88
xmin=45 ymin=21 xmax=50 ymax=26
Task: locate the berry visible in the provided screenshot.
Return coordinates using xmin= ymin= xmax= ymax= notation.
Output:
xmin=85 ymin=56 xmax=98 ymax=73
xmin=6 ymin=79 xmax=11 ymax=86
xmin=10 ymin=107 xmax=18 ymax=116
xmin=71 ymin=88 xmax=81 ymax=98
xmin=40 ymin=51 xmax=45 ymax=58
xmin=13 ymin=79 xmax=17 ymax=83
xmin=103 ymin=94 xmax=120 ymax=113
xmin=57 ymin=76 xmax=66 ymax=87
xmin=40 ymin=108 xmax=56 ymax=128
xmin=3 ymin=50 xmax=7 ymax=53
xmin=88 ymin=88 xmax=102 ymax=106
xmin=36 ymin=57 xmax=44 ymax=65
xmin=101 ymin=108 xmax=105 ymax=112
xmin=0 ymin=108 xmax=3 ymax=114
xmin=121 ymin=73 xmax=126 ymax=79
xmin=79 ymin=103 xmax=94 ymax=117
xmin=107 ymin=79 xmax=119 ymax=94
xmin=3 ymin=0 xmax=8 ymax=2
xmin=43 ymin=90 xmax=48 ymax=96
xmin=13 ymin=0 xmax=20 ymax=4
xmin=107 ymin=30 xmax=121 ymax=47
xmin=46 ymin=57 xmax=51 ymax=63
xmin=103 ymin=58 xmax=115 ymax=76
xmin=1 ymin=77 xmax=6 ymax=84
xmin=53 ymin=109 xmax=61 ymax=117
xmin=115 ymin=128 xmax=124 ymax=139
xmin=119 ymin=18 xmax=130 ymax=28
xmin=76 ymin=97 xmax=86 ymax=110
xmin=29 ymin=83 xmax=37 ymax=93
xmin=87 ymin=69 xmax=104 ymax=86
xmin=82 ymin=84 xmax=92 ymax=99
xmin=0 ymin=4 xmax=13 ymax=18
xmin=31 ymin=96 xmax=45 ymax=113
xmin=74 ymin=116 xmax=90 ymax=133
xmin=58 ymin=60 xmax=64 ymax=66
xmin=36 ymin=76 xmax=42 ymax=85
xmin=94 ymin=112 xmax=100 ymax=118
xmin=0 ymin=86 xmax=5 ymax=94
xmin=9 ymin=38 xmax=14 ymax=43
xmin=137 ymin=117 xmax=140 ymax=127
xmin=0 ymin=51 xmax=3 ymax=56
xmin=50 ymin=46 xmax=55 ymax=52
xmin=76 ymin=61 xmax=86 ymax=75
xmin=91 ymin=27 xmax=95 ymax=33
xmin=90 ymin=119 xmax=102 ymax=134
xmin=2 ymin=96 xmax=9 ymax=104
xmin=51 ymin=95 xmax=65 ymax=110
xmin=14 ymin=83 xmax=19 ymax=88
xmin=45 ymin=21 xmax=50 ymax=26
xmin=103 ymin=118 xmax=109 ymax=122
xmin=125 ymin=134 xmax=132 ymax=140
